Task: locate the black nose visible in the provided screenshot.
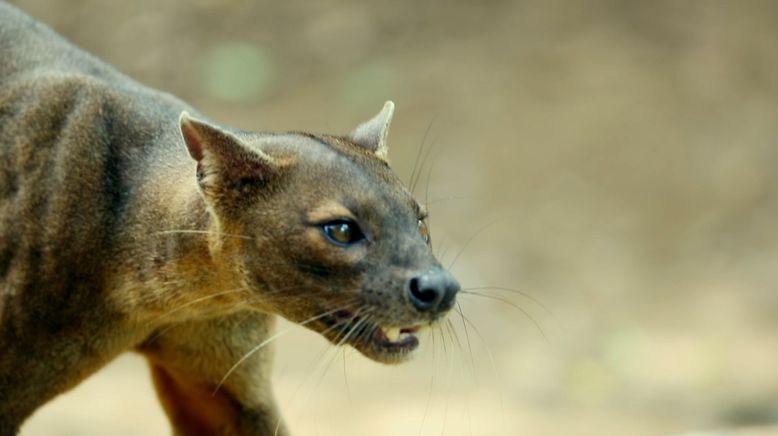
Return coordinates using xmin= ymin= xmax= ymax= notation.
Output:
xmin=407 ymin=268 xmax=460 ymax=314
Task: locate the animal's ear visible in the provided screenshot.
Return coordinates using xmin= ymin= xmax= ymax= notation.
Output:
xmin=348 ymin=101 xmax=394 ymax=159
xmin=179 ymin=111 xmax=284 ymax=193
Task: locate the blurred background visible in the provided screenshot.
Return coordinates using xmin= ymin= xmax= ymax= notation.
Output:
xmin=11 ymin=0 xmax=778 ymax=435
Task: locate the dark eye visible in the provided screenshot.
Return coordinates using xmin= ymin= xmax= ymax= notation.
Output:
xmin=418 ymin=219 xmax=430 ymax=244
xmin=322 ymin=220 xmax=365 ymax=246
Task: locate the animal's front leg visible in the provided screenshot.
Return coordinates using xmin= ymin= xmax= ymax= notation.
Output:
xmin=139 ymin=311 xmax=288 ymax=436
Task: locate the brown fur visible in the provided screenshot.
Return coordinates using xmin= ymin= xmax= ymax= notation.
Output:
xmin=0 ymin=3 xmax=459 ymax=435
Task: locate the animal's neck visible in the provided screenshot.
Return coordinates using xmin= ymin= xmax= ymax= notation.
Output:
xmin=113 ymin=173 xmax=249 ymax=324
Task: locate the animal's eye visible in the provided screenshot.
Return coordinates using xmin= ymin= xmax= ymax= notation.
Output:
xmin=418 ymin=219 xmax=430 ymax=244
xmin=322 ymin=220 xmax=365 ymax=246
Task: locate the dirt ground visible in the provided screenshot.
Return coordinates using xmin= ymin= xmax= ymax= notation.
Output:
xmin=10 ymin=0 xmax=778 ymax=435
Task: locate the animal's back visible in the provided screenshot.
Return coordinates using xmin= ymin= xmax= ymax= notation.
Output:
xmin=0 ymin=2 xmax=189 ymax=399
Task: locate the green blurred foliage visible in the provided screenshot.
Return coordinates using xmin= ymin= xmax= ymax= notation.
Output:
xmin=201 ymin=42 xmax=273 ymax=103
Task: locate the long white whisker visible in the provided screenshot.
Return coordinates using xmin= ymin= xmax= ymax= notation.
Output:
xmin=459 ymin=310 xmax=507 ymax=434
xmin=461 ymin=285 xmax=554 ymax=316
xmin=418 ymin=326 xmax=437 ymax=436
xmin=446 ymin=217 xmax=504 ymax=271
xmin=341 ymin=349 xmax=352 ymax=406
xmin=289 ymin=308 xmax=372 ymax=436
xmin=440 ymin=324 xmax=456 ymax=436
xmin=158 ymin=287 xmax=249 ymax=320
xmin=213 ymin=305 xmax=357 ymax=394
xmin=455 ymin=302 xmax=477 ymax=380
xmin=460 ymin=291 xmax=549 ymax=344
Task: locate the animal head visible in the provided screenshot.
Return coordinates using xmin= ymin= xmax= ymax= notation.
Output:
xmin=179 ymin=102 xmax=460 ymax=363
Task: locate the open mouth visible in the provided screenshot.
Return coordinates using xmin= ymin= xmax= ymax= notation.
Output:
xmin=319 ymin=309 xmax=422 ymax=360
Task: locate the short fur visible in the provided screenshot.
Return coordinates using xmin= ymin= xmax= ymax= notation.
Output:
xmin=0 ymin=3 xmax=459 ymax=435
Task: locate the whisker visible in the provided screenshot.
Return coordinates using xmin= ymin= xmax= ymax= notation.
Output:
xmin=213 ymin=304 xmax=360 ymax=394
xmin=422 ymin=147 xmax=441 ymax=226
xmin=446 ymin=217 xmax=504 ymax=271
xmin=150 ymin=284 xmax=360 ymax=344
xmin=155 ymin=287 xmax=250 ymax=321
xmin=352 ymin=310 xmax=380 ymax=347
xmin=436 ymin=237 xmax=450 ymax=263
xmin=418 ymin=325 xmax=437 ymax=436
xmin=412 ymin=129 xmax=439 ymax=194
xmin=461 ymin=285 xmax=554 ymax=317
xmin=273 ymin=308 xmax=366 ymax=436
xmin=321 ymin=311 xmax=373 ymax=382
xmin=438 ymin=321 xmax=449 ymax=355
xmin=335 ymin=311 xmax=370 ymax=348
xmin=460 ymin=291 xmax=549 ymax=344
xmin=294 ymin=308 xmax=373 ymax=434
xmin=145 ymin=292 xmax=256 ymax=344
xmin=456 ymin=308 xmax=507 ymax=433
xmin=455 ymin=301 xmax=477 ymax=380
xmin=439 ymin=323 xmax=457 ymax=436
xmin=408 ymin=117 xmax=436 ymax=192
xmin=444 ymin=318 xmax=467 ymax=375
xmin=341 ymin=349 xmax=352 ymax=406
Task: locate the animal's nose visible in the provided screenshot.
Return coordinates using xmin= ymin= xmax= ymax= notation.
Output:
xmin=407 ymin=267 xmax=460 ymax=314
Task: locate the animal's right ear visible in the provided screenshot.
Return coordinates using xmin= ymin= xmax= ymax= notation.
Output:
xmin=349 ymin=101 xmax=394 ymax=160
xmin=179 ymin=111 xmax=285 ymax=195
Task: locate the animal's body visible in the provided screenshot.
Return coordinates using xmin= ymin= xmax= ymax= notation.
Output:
xmin=0 ymin=3 xmax=459 ymax=435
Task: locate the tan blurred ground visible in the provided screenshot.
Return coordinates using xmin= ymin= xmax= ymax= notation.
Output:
xmin=10 ymin=0 xmax=778 ymax=435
